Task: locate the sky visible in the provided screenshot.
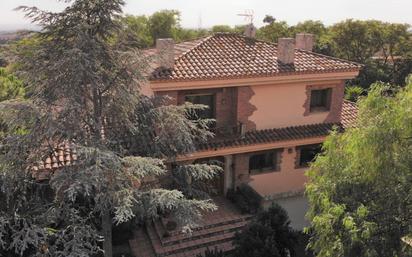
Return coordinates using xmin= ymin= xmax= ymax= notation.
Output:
xmin=1 ymin=0 xmax=412 ymax=31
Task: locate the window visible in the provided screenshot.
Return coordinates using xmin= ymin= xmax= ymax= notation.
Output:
xmin=310 ymin=88 xmax=331 ymax=111
xmin=297 ymin=144 xmax=322 ymax=167
xmin=249 ymin=151 xmax=277 ymax=174
xmin=185 ymin=94 xmax=215 ymax=120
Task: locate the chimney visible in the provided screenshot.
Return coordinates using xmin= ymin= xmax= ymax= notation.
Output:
xmin=244 ymin=23 xmax=257 ymax=38
xmin=156 ymin=38 xmax=175 ymax=69
xmin=277 ymin=38 xmax=295 ymax=64
xmin=295 ymin=33 xmax=314 ymax=51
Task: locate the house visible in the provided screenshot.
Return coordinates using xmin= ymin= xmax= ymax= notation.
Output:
xmin=30 ymin=28 xmax=360 ymax=257
xmin=127 ymin=29 xmax=361 ymax=257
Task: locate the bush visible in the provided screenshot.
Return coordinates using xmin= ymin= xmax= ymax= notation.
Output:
xmin=345 ymin=85 xmax=363 ymax=102
xmin=232 ymin=204 xmax=298 ymax=257
xmin=226 ymin=185 xmax=262 ymax=214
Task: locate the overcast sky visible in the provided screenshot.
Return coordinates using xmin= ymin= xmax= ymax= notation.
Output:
xmin=1 ymin=0 xmax=411 ymax=31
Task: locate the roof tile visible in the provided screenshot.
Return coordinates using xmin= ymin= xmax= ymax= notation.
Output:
xmin=150 ymin=33 xmax=361 ymax=82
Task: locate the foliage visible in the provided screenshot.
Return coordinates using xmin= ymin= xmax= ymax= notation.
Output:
xmin=344 ymin=85 xmax=364 ymax=102
xmin=289 ymin=20 xmax=329 ymax=53
xmin=329 ymin=20 xmax=411 ymax=87
xmin=148 ymin=10 xmax=181 ymax=41
xmin=117 ymin=11 xmax=211 ymax=48
xmin=291 ymin=20 xmax=327 ymax=38
xmin=306 ymin=79 xmax=412 ymax=257
xmin=116 ymin=15 xmax=152 ymax=48
xmin=0 ymin=1 xmax=219 ymax=256
xmin=233 ymin=204 xmax=298 ymax=257
xmin=256 ymin=17 xmax=412 ymax=88
xmin=172 ymin=162 xmax=223 ymax=199
xmin=0 ymin=68 xmax=25 ymax=102
xmin=226 ymin=184 xmax=262 ymax=214
xmin=0 ymin=68 xmax=25 ymax=141
xmin=212 ymin=25 xmax=234 ymax=33
xmin=328 ymin=20 xmax=382 ymax=63
xmin=257 ymin=17 xmax=290 ymax=43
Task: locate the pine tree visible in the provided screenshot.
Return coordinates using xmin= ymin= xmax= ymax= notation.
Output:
xmin=0 ymin=0 xmax=220 ymax=256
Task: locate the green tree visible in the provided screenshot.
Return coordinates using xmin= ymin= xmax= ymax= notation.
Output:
xmin=328 ymin=19 xmax=381 ymax=63
xmin=148 ymin=10 xmax=181 ymax=41
xmin=291 ymin=20 xmax=327 ymax=37
xmin=329 ymin=20 xmax=412 ymax=87
xmin=329 ymin=20 xmax=411 ymax=64
xmin=257 ymin=16 xmax=291 ymax=43
xmin=233 ymin=204 xmax=298 ymax=257
xmin=306 ymin=79 xmax=412 ymax=257
xmin=290 ymin=20 xmax=329 ymax=53
xmin=175 ymin=27 xmax=210 ymax=42
xmin=0 ymin=68 xmax=25 ymax=101
xmin=117 ymin=14 xmax=153 ymax=48
xmin=117 ymin=12 xmax=210 ymax=48
xmin=211 ymin=25 xmax=234 ymax=33
xmin=0 ymin=1 xmax=219 ymax=257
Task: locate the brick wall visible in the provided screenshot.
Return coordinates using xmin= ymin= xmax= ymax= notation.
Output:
xmin=156 ymin=88 xmax=238 ymax=129
xmin=154 ymin=86 xmax=258 ymax=132
xmin=236 ymin=86 xmax=257 ymax=132
xmin=302 ymin=81 xmax=345 ymax=124
xmin=233 ymin=153 xmax=250 ymax=188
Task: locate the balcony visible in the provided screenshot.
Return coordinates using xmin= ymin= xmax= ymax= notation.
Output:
xmin=210 ymin=122 xmax=244 ymax=140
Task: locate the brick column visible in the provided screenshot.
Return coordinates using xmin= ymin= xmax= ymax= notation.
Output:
xmin=236 ymin=86 xmax=257 ymax=132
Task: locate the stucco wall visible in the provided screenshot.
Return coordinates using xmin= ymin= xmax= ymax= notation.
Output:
xmin=247 ymin=146 xmax=307 ymax=197
xmin=263 ymin=195 xmax=310 ymax=230
xmin=249 ymin=81 xmax=344 ymax=130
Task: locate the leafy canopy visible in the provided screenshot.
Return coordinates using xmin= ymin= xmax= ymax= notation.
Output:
xmin=0 ymin=68 xmax=25 ymax=101
xmin=306 ymin=78 xmax=412 ymax=257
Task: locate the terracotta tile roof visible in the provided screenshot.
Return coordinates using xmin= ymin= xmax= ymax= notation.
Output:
xmin=144 ymin=37 xmax=208 ymax=59
xmin=197 ymin=101 xmax=359 ymax=151
xmin=198 ymin=123 xmax=341 ymax=151
xmin=341 ymin=100 xmax=358 ymax=128
xmin=150 ymin=33 xmax=362 ymax=82
xmin=31 ymin=142 xmax=77 ymax=180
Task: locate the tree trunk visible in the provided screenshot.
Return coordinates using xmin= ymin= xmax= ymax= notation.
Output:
xmin=102 ymin=210 xmax=113 ymax=257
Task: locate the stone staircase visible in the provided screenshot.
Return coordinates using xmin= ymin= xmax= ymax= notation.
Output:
xmin=129 ymin=197 xmax=252 ymax=257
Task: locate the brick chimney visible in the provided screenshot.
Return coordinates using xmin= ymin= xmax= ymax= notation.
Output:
xmin=295 ymin=33 xmax=314 ymax=51
xmin=156 ymin=38 xmax=175 ymax=69
xmin=277 ymin=38 xmax=295 ymax=64
xmin=244 ymin=23 xmax=257 ymax=38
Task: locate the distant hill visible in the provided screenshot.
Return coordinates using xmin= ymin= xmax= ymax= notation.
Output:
xmin=0 ymin=30 xmax=35 ymax=44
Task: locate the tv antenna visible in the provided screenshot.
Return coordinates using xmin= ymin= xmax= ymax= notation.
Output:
xmin=237 ymin=10 xmax=255 ymax=24
xmin=198 ymin=11 xmax=203 ymax=29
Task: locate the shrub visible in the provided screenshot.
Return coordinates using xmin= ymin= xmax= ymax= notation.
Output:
xmin=226 ymin=185 xmax=262 ymax=214
xmin=232 ymin=204 xmax=298 ymax=257
xmin=345 ymin=85 xmax=363 ymax=102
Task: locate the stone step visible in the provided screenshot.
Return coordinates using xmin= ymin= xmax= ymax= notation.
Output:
xmin=171 ymin=241 xmax=235 ymax=257
xmin=153 ymin=219 xmax=247 ymax=246
xmin=129 ymin=228 xmax=156 ymax=257
xmin=147 ymin=223 xmax=237 ymax=257
xmin=156 ymin=214 xmax=253 ymax=238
